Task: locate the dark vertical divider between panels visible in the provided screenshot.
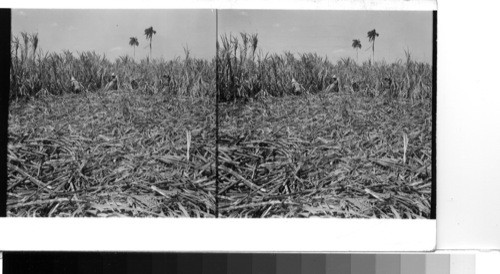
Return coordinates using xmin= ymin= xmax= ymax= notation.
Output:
xmin=215 ymin=9 xmax=220 ymax=218
xmin=431 ymin=10 xmax=437 ymax=220
xmin=0 ymin=9 xmax=11 ymax=217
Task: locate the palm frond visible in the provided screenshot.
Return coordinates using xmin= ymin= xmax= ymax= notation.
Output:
xmin=352 ymin=39 xmax=362 ymax=49
xmin=367 ymin=29 xmax=379 ymax=42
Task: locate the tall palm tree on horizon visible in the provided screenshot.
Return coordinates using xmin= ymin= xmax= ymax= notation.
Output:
xmin=144 ymin=26 xmax=157 ymax=61
xmin=129 ymin=37 xmax=139 ymax=59
xmin=352 ymin=39 xmax=362 ymax=62
xmin=367 ymin=29 xmax=379 ymax=63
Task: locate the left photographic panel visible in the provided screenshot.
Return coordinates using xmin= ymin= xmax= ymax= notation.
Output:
xmin=8 ymin=9 xmax=217 ymax=217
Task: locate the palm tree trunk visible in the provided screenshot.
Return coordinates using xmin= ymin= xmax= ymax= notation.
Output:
xmin=150 ymin=37 xmax=153 ymax=59
xmin=372 ymin=40 xmax=375 ymax=63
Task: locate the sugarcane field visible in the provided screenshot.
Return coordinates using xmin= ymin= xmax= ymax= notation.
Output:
xmin=8 ymin=10 xmax=434 ymax=218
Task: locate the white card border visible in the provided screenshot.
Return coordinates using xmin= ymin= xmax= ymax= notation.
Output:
xmin=2 ymin=0 xmax=437 ymax=252
xmin=2 ymin=0 xmax=437 ymax=11
xmin=0 ymin=219 xmax=435 ymax=251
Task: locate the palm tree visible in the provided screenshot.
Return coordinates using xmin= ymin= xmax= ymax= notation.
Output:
xmin=367 ymin=29 xmax=379 ymax=63
xmin=144 ymin=26 xmax=157 ymax=60
xmin=129 ymin=37 xmax=139 ymax=59
xmin=352 ymin=39 xmax=361 ymax=62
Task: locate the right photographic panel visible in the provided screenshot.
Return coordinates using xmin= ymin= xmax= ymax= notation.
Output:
xmin=217 ymin=10 xmax=435 ymax=218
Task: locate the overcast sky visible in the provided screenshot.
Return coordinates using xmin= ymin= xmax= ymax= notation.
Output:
xmin=219 ymin=10 xmax=433 ymax=64
xmin=12 ymin=9 xmax=216 ymax=61
xmin=12 ymin=9 xmax=432 ymax=64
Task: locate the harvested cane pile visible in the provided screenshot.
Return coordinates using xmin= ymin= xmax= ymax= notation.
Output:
xmin=8 ymin=89 xmax=216 ymax=217
xmin=218 ymin=92 xmax=432 ymax=218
